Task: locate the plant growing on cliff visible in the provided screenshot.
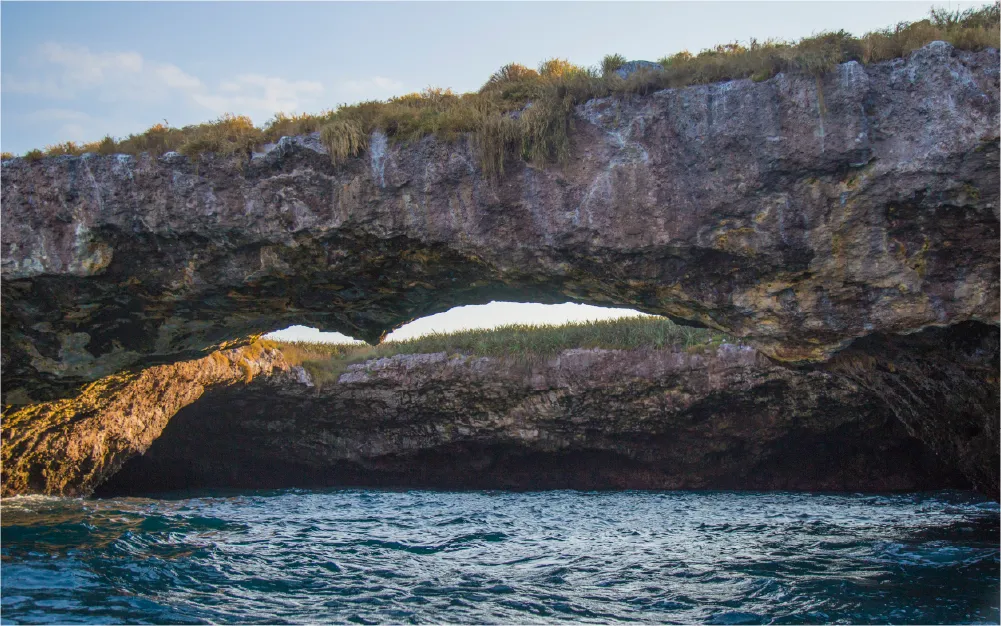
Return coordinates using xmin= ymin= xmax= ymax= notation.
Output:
xmin=601 ymin=53 xmax=627 ymax=76
xmin=320 ymin=119 xmax=368 ymax=165
xmin=177 ymin=114 xmax=261 ymax=159
xmin=13 ymin=3 xmax=998 ymax=169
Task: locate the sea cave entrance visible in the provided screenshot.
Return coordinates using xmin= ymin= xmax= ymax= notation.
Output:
xmin=92 ymin=303 xmax=968 ymax=497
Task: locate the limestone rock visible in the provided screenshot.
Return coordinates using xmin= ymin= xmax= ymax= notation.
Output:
xmin=1 ymin=43 xmax=998 ymax=498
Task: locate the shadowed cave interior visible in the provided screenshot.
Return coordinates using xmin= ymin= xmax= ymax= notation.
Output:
xmin=94 ymin=305 xmax=974 ymax=498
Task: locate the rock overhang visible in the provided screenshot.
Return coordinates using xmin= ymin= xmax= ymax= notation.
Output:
xmin=1 ymin=42 xmax=998 ymax=405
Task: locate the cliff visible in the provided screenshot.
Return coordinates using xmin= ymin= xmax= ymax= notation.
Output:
xmin=4 ymin=341 xmax=964 ymax=497
xmin=0 ymin=343 xmax=286 ymax=497
xmin=1 ymin=43 xmax=998 ymax=496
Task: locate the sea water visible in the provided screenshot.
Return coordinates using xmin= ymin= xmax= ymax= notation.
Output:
xmin=1 ymin=490 xmax=998 ymax=624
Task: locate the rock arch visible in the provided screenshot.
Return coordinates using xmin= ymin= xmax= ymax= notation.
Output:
xmin=2 ymin=43 xmax=999 ymax=495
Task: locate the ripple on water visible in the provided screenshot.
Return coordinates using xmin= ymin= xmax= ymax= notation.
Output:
xmin=1 ymin=490 xmax=998 ymax=624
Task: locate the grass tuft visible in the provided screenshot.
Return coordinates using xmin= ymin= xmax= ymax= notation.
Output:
xmin=320 ymin=119 xmax=368 ymax=165
xmin=601 ymin=53 xmax=628 ymax=76
xmin=177 ymin=114 xmax=260 ymax=159
xmin=9 ymin=4 xmax=997 ymax=170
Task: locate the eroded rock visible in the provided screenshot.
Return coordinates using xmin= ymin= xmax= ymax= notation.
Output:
xmin=2 ymin=43 xmax=997 ymax=404
xmin=0 ymin=343 xmax=287 ymax=497
xmin=1 ymin=43 xmax=998 ymax=498
xmin=93 ymin=342 xmax=965 ymax=496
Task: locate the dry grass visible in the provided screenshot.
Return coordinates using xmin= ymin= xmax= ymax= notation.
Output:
xmin=269 ymin=316 xmax=734 ymax=387
xmin=601 ymin=54 xmax=628 ymax=76
xmin=9 ymin=4 xmax=997 ymax=171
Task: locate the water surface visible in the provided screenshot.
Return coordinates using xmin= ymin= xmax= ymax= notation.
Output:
xmin=2 ymin=490 xmax=998 ymax=624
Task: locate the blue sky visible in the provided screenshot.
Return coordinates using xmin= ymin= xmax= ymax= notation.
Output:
xmin=1 ymin=1 xmax=982 ymax=342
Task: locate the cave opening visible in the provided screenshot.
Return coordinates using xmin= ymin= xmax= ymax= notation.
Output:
xmin=92 ymin=304 xmax=971 ymax=498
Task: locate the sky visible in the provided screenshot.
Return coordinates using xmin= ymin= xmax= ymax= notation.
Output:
xmin=268 ymin=303 xmax=653 ymax=343
xmin=1 ymin=0 xmax=983 ymax=342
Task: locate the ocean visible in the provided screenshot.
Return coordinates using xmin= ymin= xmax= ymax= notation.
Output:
xmin=1 ymin=489 xmax=998 ymax=624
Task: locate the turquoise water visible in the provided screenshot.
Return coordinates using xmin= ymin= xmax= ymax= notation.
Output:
xmin=1 ymin=490 xmax=998 ymax=624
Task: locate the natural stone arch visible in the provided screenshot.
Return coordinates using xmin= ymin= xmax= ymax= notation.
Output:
xmin=3 ymin=44 xmax=998 ymax=405
xmin=1 ymin=43 xmax=999 ymax=496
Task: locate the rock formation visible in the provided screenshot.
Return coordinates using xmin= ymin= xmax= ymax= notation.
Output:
xmin=1 ymin=43 xmax=998 ymax=496
xmin=93 ymin=342 xmax=963 ymax=496
xmin=1 ymin=343 xmax=285 ymax=497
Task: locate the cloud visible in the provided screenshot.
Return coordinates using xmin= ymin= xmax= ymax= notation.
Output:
xmin=4 ymin=41 xmax=410 ymax=148
xmin=2 ymin=44 xmax=147 ymax=98
xmin=340 ymin=76 xmax=406 ymax=99
xmin=191 ymin=74 xmax=324 ymax=116
xmin=16 ymin=109 xmax=99 ymax=145
xmin=155 ymin=64 xmax=202 ymax=91
xmin=3 ymin=42 xmax=328 ymax=123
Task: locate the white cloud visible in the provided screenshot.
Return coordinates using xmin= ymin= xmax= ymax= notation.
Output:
xmin=155 ymin=64 xmax=202 ymax=91
xmin=340 ymin=76 xmax=406 ymax=98
xmin=59 ymin=123 xmax=89 ymax=142
xmin=3 ymin=41 xmax=329 ymax=126
xmin=191 ymin=74 xmax=324 ymax=116
xmin=5 ymin=41 xmax=411 ymax=145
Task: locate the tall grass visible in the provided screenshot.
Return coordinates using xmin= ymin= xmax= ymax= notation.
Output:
xmin=13 ymin=4 xmax=998 ymax=172
xmin=270 ymin=316 xmax=735 ymax=387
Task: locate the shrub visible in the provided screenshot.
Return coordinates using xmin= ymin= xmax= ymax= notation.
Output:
xmin=0 ymin=152 xmax=13 ymax=160
xmin=261 ymin=110 xmax=336 ymax=143
xmin=538 ymin=58 xmax=586 ymax=79
xmin=84 ymin=135 xmax=118 ymax=155
xmin=601 ymin=53 xmax=627 ymax=76
xmin=481 ymin=63 xmax=540 ymax=95
xmin=116 ymin=122 xmax=186 ymax=156
xmin=178 ymin=114 xmax=262 ymax=159
xmin=44 ymin=142 xmax=83 ymax=157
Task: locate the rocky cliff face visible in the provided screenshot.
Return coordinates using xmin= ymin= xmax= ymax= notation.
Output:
xmin=1 ymin=43 xmax=998 ymax=497
xmin=3 ymin=43 xmax=997 ymax=403
xmin=0 ymin=343 xmax=286 ymax=497
xmin=94 ymin=343 xmax=964 ymax=496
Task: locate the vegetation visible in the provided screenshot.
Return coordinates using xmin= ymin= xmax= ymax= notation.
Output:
xmin=601 ymin=54 xmax=628 ymax=76
xmin=10 ymin=4 xmax=998 ymax=173
xmin=269 ymin=315 xmax=735 ymax=387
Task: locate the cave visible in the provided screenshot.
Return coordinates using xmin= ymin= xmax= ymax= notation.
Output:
xmin=92 ymin=318 xmax=973 ymax=497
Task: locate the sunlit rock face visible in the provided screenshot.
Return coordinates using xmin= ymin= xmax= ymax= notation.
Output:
xmin=0 ymin=343 xmax=286 ymax=497
xmin=94 ymin=342 xmax=966 ymax=497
